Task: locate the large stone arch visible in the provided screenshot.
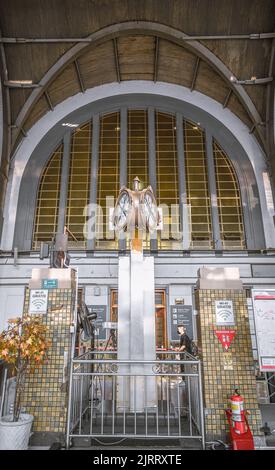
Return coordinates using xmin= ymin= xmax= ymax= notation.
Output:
xmin=1 ymin=82 xmax=272 ymax=251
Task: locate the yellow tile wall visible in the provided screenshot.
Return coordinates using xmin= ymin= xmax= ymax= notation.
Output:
xmin=21 ymin=288 xmax=75 ymax=434
xmin=196 ymin=289 xmax=263 ymax=440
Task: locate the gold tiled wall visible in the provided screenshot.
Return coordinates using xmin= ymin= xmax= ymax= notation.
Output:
xmin=21 ymin=288 xmax=75 ymax=434
xmin=196 ymin=289 xmax=262 ymax=440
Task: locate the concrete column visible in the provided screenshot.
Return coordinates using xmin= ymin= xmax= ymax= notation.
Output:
xmin=148 ymin=107 xmax=158 ymax=251
xmin=87 ymin=115 xmax=100 ymax=251
xmin=196 ymin=267 xmax=263 ymax=441
xmin=57 ymin=132 xmax=71 ymax=234
xmin=117 ymin=256 xmax=131 ymax=411
xmin=205 ymin=131 xmax=222 ymax=250
xmin=117 ymin=253 xmax=157 ymax=412
xmin=176 ymin=114 xmax=190 ymax=249
xmin=119 ymin=107 xmax=127 ymax=251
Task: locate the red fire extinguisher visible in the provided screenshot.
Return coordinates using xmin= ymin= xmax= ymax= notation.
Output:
xmin=230 ymin=389 xmax=246 ymax=434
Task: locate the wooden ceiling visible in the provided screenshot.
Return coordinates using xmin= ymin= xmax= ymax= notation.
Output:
xmin=21 ymin=35 xmax=254 ymax=131
xmin=0 ymin=0 xmax=274 ymax=157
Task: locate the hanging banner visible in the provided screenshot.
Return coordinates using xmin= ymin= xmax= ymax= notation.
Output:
xmin=252 ymin=290 xmax=275 ymax=371
xmin=214 ymin=329 xmax=236 ymax=352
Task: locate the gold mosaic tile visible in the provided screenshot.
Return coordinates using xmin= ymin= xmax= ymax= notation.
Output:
xmin=20 ymin=288 xmax=75 ymax=434
xmin=196 ymin=289 xmax=262 ymax=440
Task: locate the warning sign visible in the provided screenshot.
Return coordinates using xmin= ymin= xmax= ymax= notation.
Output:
xmin=214 ymin=329 xmax=236 ymax=352
xmin=29 ymin=289 xmax=48 ymax=315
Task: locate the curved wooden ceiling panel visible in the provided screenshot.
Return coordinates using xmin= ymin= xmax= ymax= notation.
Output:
xmin=23 ymin=35 xmax=254 ymax=134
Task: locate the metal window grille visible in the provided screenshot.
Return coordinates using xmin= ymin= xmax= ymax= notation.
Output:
xmin=156 ymin=112 xmax=181 ymax=250
xmin=184 ymin=121 xmax=213 ymax=249
xmin=32 ymin=110 xmax=247 ymax=253
xmin=66 ymin=122 xmax=92 ymax=248
xmin=213 ymin=140 xmax=246 ymax=249
xmin=127 ymin=109 xmax=150 ymax=249
xmin=96 ymin=112 xmax=120 ymax=249
xmin=32 ymin=145 xmax=62 ymax=249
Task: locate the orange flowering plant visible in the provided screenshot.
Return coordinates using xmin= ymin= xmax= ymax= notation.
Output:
xmin=0 ymin=315 xmax=51 ymax=422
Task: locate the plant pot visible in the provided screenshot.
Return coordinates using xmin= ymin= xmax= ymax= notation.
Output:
xmin=0 ymin=413 xmax=33 ymax=450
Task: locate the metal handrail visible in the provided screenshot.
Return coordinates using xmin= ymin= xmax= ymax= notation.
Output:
xmin=73 ymin=350 xmax=196 ymax=357
xmin=66 ymin=353 xmax=205 ymax=449
xmin=72 ymin=358 xmax=200 ymax=365
xmin=0 ymin=362 xmax=9 ymax=418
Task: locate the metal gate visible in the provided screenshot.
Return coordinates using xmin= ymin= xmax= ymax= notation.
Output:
xmin=66 ymin=351 xmax=205 ymax=448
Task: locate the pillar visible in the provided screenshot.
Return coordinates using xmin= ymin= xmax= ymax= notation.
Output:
xmin=20 ymin=267 xmax=76 ymax=445
xmin=196 ymin=267 xmax=263 ymax=443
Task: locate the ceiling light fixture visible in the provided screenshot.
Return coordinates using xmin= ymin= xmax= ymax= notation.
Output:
xmin=62 ymin=123 xmax=79 ymax=128
xmin=4 ymin=80 xmax=41 ymax=88
xmin=230 ymin=75 xmax=273 ymax=85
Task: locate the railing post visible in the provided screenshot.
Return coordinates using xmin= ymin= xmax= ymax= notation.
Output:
xmin=198 ymin=361 xmax=206 ymax=449
xmin=65 ymin=270 xmax=78 ymax=449
xmin=0 ymin=367 xmax=8 ymax=417
xmin=65 ymin=361 xmax=74 ymax=449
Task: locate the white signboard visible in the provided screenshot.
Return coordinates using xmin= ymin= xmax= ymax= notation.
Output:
xmin=252 ymin=290 xmax=275 ymax=371
xmin=29 ymin=289 xmax=48 ymax=315
xmin=103 ymin=322 xmax=118 ymax=329
xmin=215 ymin=300 xmax=235 ymax=325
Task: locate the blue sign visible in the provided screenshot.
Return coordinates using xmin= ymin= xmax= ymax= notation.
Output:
xmin=42 ymin=279 xmax=58 ymax=289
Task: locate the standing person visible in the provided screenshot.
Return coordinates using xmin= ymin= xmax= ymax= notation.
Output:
xmin=177 ymin=325 xmax=192 ymax=380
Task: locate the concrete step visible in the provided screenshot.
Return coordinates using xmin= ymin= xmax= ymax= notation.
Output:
xmin=71 ymin=437 xmax=203 ymax=450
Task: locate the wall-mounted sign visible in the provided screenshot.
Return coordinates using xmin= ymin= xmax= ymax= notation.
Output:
xmin=215 ymin=300 xmax=235 ymax=325
xmin=252 ymin=290 xmax=275 ymax=371
xmin=214 ymin=329 xmax=236 ymax=352
xmin=42 ymin=279 xmax=58 ymax=289
xmin=170 ymin=305 xmax=193 ymax=341
xmin=29 ymin=289 xmax=48 ymax=315
xmin=222 ymin=352 xmax=233 ymax=370
xmin=87 ymin=305 xmax=107 ymax=340
xmin=103 ymin=322 xmax=118 ymax=329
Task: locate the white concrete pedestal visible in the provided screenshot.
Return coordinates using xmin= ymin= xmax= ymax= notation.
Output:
xmin=117 ymin=252 xmax=157 ymax=412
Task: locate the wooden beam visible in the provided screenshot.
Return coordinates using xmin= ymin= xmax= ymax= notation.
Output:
xmin=74 ymin=59 xmax=85 ymax=93
xmin=190 ymin=57 xmax=200 ymax=91
xmin=113 ymin=38 xmax=121 ymax=83
xmin=249 ymin=124 xmax=256 ymax=134
xmin=44 ymin=90 xmax=54 ymax=111
xmin=154 ymin=36 xmax=159 ymax=82
xmin=20 ymin=127 xmax=27 ymax=137
xmin=223 ymin=89 xmax=232 ymax=108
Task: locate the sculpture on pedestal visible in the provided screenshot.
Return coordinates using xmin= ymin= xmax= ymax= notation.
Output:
xmin=112 ymin=177 xmax=159 ymax=412
xmin=112 ymin=176 xmax=159 ymax=249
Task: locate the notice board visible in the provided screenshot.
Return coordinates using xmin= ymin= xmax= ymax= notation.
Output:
xmin=252 ymin=290 xmax=275 ymax=371
xmin=88 ymin=305 xmax=107 ymax=340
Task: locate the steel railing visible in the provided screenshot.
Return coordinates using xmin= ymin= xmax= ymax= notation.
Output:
xmin=66 ymin=351 xmax=205 ymax=449
xmin=0 ymin=361 xmax=9 ymax=417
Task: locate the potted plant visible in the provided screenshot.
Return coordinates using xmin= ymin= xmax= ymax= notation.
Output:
xmin=0 ymin=315 xmax=51 ymax=450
